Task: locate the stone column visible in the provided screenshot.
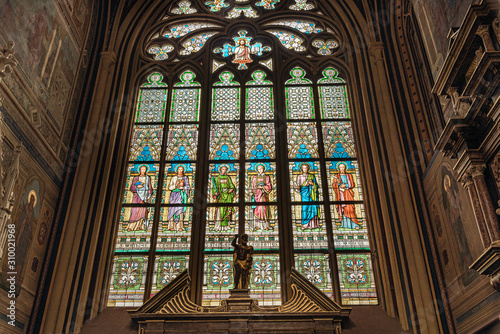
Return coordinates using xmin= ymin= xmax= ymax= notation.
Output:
xmin=461 ymin=171 xmax=492 ymax=248
xmin=476 ymin=25 xmax=495 ymax=52
xmin=472 ymin=166 xmax=500 ymax=241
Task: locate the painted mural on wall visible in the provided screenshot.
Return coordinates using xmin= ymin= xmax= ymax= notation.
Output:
xmin=439 ymin=166 xmax=478 ymax=287
xmin=0 ymin=178 xmax=44 ymax=295
xmin=0 ymin=1 xmax=80 ymax=128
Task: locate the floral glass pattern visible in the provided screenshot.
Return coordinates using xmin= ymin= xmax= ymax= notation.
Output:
xmin=264 ymin=20 xmax=323 ymax=34
xmin=266 ymin=30 xmax=306 ymax=52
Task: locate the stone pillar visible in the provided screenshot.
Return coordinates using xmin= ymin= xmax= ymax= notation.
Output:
xmin=461 ymin=171 xmax=492 ymax=248
xmin=471 ymin=166 xmax=500 ymax=242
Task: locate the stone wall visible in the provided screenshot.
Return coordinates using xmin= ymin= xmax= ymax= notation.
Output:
xmin=0 ymin=0 xmax=93 ymax=332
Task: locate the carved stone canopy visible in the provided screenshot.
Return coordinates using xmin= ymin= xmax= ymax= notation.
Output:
xmin=129 ymin=269 xmax=351 ymax=333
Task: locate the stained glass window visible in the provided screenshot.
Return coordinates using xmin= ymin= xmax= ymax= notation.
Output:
xmin=264 ymin=20 xmax=323 ymax=34
xmin=108 ymin=70 xmax=200 ymax=306
xmin=266 ymin=30 xmax=306 ymax=52
xmin=337 ymin=253 xmax=377 ymax=305
xmin=110 ymin=8 xmax=377 ymax=310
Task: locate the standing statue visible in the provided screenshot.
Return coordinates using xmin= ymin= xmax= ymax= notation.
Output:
xmin=232 ymin=234 xmax=254 ymax=290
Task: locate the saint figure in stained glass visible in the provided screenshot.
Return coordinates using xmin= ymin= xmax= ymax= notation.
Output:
xmin=129 ymin=165 xmax=153 ymax=231
xmin=295 ymin=163 xmax=320 ymax=230
xmin=214 ymin=31 xmax=271 ymax=70
xmin=250 ymin=164 xmax=272 ymax=230
xmin=212 ymin=165 xmax=236 ymax=230
xmin=167 ymin=165 xmax=191 ymax=231
xmin=332 ymin=162 xmax=360 ymax=230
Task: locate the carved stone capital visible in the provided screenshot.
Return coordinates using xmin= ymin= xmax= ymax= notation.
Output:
xmin=368 ymin=42 xmax=385 ymax=64
xmin=459 ymin=171 xmax=474 ymax=188
xmin=0 ymin=41 xmax=17 ymax=82
xmin=470 ymin=164 xmax=487 ymax=178
xmin=476 ymin=25 xmax=495 ymax=51
xmin=99 ymin=51 xmax=117 ymax=72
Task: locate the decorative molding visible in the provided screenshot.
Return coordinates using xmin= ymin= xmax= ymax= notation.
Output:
xmin=0 ymin=41 xmax=17 ymax=82
xmin=129 ymin=268 xmax=350 ymax=333
xmin=157 ymin=283 xmax=203 ymax=314
xmin=470 ymin=241 xmax=500 ymax=292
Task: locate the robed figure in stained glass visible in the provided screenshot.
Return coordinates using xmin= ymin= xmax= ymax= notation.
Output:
xmin=167 ymin=165 xmax=191 ymax=231
xmin=212 ymin=165 xmax=235 ymax=231
xmin=128 ymin=165 xmax=153 ymax=231
xmin=250 ymin=164 xmax=272 ymax=230
xmin=295 ymin=163 xmax=320 ymax=229
xmin=233 ymin=39 xmax=252 ymax=66
xmin=332 ymin=163 xmax=360 ymax=230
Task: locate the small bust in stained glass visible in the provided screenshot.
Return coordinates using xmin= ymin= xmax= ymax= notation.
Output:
xmin=232 ymin=233 xmax=254 ymax=289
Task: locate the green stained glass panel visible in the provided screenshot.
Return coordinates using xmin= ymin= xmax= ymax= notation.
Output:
xmin=322 ymin=122 xmax=356 ymax=159
xmin=202 ymin=254 xmax=233 ymax=306
xmin=170 ymin=88 xmax=200 ymax=122
xmin=319 ymin=86 xmax=349 ymax=119
xmin=135 ymin=89 xmax=167 ymax=123
xmin=285 ymin=86 xmax=314 ymax=119
xmin=249 ymin=254 xmax=281 ymax=306
xmin=287 ymin=122 xmax=319 ymax=159
xmin=107 ymin=255 xmax=148 ymax=307
xmin=318 ymin=68 xmax=345 ymax=84
xmin=212 ymin=87 xmax=241 ymax=121
xmin=129 ymin=125 xmax=163 ymax=162
xmin=152 ymin=255 xmax=189 ymax=295
xmin=285 ymin=67 xmax=312 ymax=85
xmin=295 ymin=253 xmax=333 ymax=298
xmin=246 ymin=87 xmax=274 ymax=120
xmin=337 ymin=253 xmax=377 ymax=305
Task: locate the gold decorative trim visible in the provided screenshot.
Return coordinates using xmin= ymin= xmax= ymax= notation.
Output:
xmin=279 ymin=283 xmax=323 ymax=313
xmin=157 ymin=283 xmax=202 ymax=314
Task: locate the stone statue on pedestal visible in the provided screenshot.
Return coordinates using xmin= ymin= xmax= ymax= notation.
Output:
xmin=232 ymin=233 xmax=253 ymax=289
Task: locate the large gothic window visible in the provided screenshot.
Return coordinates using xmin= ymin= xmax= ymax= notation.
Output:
xmin=107 ymin=0 xmax=377 ymax=309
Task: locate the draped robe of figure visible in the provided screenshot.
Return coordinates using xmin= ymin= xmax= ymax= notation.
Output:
xmin=332 ymin=172 xmax=360 ymax=229
xmin=167 ymin=174 xmax=190 ymax=231
xmin=251 ymin=173 xmax=272 ymax=230
xmin=295 ymin=172 xmax=320 ymax=229
xmin=212 ymin=174 xmax=235 ymax=230
xmin=233 ymin=44 xmax=252 ymax=65
xmin=128 ymin=175 xmax=153 ymax=231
